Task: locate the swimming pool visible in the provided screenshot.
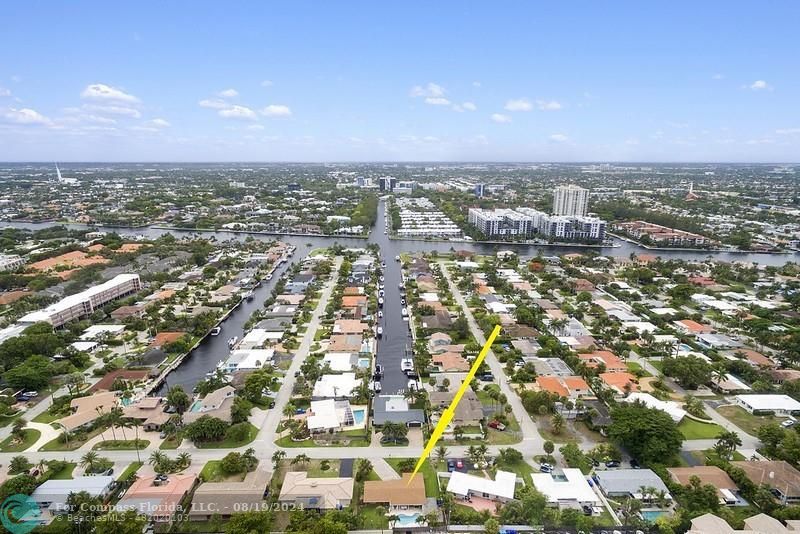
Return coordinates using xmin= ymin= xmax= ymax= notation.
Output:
xmin=352 ymin=408 xmax=365 ymax=424
xmin=190 ymin=400 xmax=203 ymax=412
xmin=357 ymin=358 xmax=371 ymax=368
xmin=395 ymin=513 xmax=420 ymax=526
xmin=641 ymin=510 xmax=668 ymax=522
xmin=677 ymin=343 xmax=694 ymax=353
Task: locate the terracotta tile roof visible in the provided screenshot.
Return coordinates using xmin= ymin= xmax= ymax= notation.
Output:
xmin=363 ymin=473 xmax=426 ymax=506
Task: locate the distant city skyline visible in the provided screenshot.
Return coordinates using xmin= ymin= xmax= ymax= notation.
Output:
xmin=1 ymin=1 xmax=799 ymax=162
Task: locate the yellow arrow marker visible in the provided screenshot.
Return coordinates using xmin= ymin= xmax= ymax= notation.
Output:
xmin=408 ymin=324 xmax=501 ymax=484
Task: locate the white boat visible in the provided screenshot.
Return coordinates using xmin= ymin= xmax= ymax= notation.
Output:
xmin=210 ymin=327 xmax=221 ymax=336
xmin=228 ymin=336 xmax=238 ymax=348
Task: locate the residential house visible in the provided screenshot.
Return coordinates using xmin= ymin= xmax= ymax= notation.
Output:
xmin=116 ymin=472 xmax=198 ymax=522
xmin=731 ymin=461 xmax=800 ymax=505
xmin=33 ymin=476 xmax=116 ymax=514
xmin=362 ymin=473 xmax=426 ymax=511
xmin=184 ymin=386 xmax=235 ymax=423
xmin=533 ymin=468 xmax=600 ymax=508
xmin=667 ymin=466 xmax=740 ymax=505
xmin=372 ymin=395 xmax=425 ymax=427
xmin=278 ymin=472 xmax=354 ymax=510
xmin=595 ymin=469 xmax=672 ymax=501
xmin=446 ymin=470 xmax=517 ymax=504
xmin=735 ymin=394 xmax=800 ymax=416
xmin=429 ymin=389 xmax=484 ymax=428
xmin=189 ymin=467 xmax=271 ymax=520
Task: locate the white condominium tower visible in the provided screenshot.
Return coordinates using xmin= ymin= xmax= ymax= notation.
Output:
xmin=553 ymin=185 xmax=589 ymax=216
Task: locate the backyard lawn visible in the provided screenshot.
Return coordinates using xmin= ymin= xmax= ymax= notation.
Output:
xmin=195 ymin=423 xmax=258 ymax=449
xmin=386 ymin=458 xmax=440 ymax=497
xmin=678 ymin=418 xmax=725 ymax=440
xmin=0 ymin=429 xmax=40 ymax=452
xmin=50 ymin=463 xmax=76 ymax=480
xmin=716 ymin=405 xmax=788 ymax=436
xmin=117 ymin=462 xmax=143 ymax=483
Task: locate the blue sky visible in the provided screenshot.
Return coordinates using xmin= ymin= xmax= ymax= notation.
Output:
xmin=1 ymin=1 xmax=799 ymax=162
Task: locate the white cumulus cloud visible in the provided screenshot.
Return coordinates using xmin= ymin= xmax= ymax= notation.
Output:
xmin=491 ymin=113 xmax=512 ymax=123
xmin=260 ymin=80 xmax=274 ymax=87
xmin=536 ymin=99 xmax=562 ymax=111
xmin=198 ymin=99 xmax=229 ymax=110
xmin=424 ymin=97 xmax=451 ymax=106
xmin=549 ymin=133 xmax=569 ymax=142
xmin=410 ymin=82 xmax=446 ymax=98
xmin=146 ymin=118 xmax=171 ymax=128
xmin=462 ymin=102 xmax=477 ymax=111
xmin=749 ymin=80 xmax=770 ymax=90
xmin=218 ymin=88 xmax=239 ymax=98
xmin=218 ymin=105 xmax=258 ymax=120
xmin=81 ymin=83 xmax=140 ymax=104
xmin=261 ymin=104 xmax=292 ymax=117
xmin=82 ymin=104 xmax=142 ymax=118
xmin=504 ymin=98 xmax=533 ymax=112
xmin=3 ymin=107 xmax=50 ymax=125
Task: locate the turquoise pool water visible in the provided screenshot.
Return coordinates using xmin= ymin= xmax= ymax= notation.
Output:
xmin=678 ymin=343 xmax=693 ymax=352
xmin=395 ymin=513 xmax=420 ymax=526
xmin=357 ymin=358 xmax=370 ymax=368
xmin=190 ymin=400 xmax=203 ymax=412
xmin=353 ymin=409 xmax=365 ymax=424
xmin=641 ymin=510 xmax=668 ymax=522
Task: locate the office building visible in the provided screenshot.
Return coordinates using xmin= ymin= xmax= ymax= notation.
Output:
xmin=553 ymin=185 xmax=589 ymax=216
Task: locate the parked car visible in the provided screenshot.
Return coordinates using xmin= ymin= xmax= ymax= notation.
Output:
xmin=456 ymin=460 xmax=464 ymax=469
xmin=582 ymin=505 xmax=593 ymax=516
xmin=630 ymin=459 xmax=640 ymax=469
xmin=479 ymin=373 xmax=495 ymax=382
xmin=539 ymin=463 xmax=553 ymax=473
xmin=781 ymin=420 xmax=795 ymax=428
xmin=447 ymin=460 xmax=455 ymax=472
xmin=605 ymin=460 xmax=620 ymax=468
xmin=488 ymin=420 xmax=506 ymax=431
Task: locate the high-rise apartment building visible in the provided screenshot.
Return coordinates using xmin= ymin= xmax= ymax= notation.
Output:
xmin=553 ymin=185 xmax=589 ymax=216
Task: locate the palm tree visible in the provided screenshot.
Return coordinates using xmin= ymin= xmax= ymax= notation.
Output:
xmin=466 ymin=445 xmax=480 ymax=466
xmin=476 ymin=444 xmax=489 ymax=466
xmin=435 ymin=445 xmax=448 ymax=466
xmin=149 ymin=451 xmax=167 ymax=469
xmin=283 ymin=402 xmax=296 ymax=425
xmin=551 ymin=413 xmax=565 ymax=435
xmin=177 ymin=452 xmax=192 ymax=469
xmin=80 ymin=451 xmax=100 ymax=473
xmin=272 ymin=450 xmax=286 ymax=469
xmin=130 ymin=418 xmax=142 ymax=463
xmin=291 ymin=453 xmax=310 ymax=468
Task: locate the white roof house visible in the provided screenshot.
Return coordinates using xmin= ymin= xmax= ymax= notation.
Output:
xmin=239 ymin=329 xmax=271 ymax=349
xmin=80 ymin=324 xmax=126 ymax=340
xmin=32 ymin=476 xmax=116 ymax=512
xmin=321 ymin=352 xmax=356 ymax=372
xmin=623 ymin=392 xmax=687 ymax=422
xmin=312 ymin=373 xmax=359 ymax=399
xmin=446 ymin=470 xmax=517 ymax=501
xmin=735 ymin=394 xmax=800 ymax=415
xmin=532 ymin=468 xmax=600 ymax=507
xmin=306 ymin=399 xmax=357 ymax=432
xmin=220 ymin=349 xmax=273 ymax=372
